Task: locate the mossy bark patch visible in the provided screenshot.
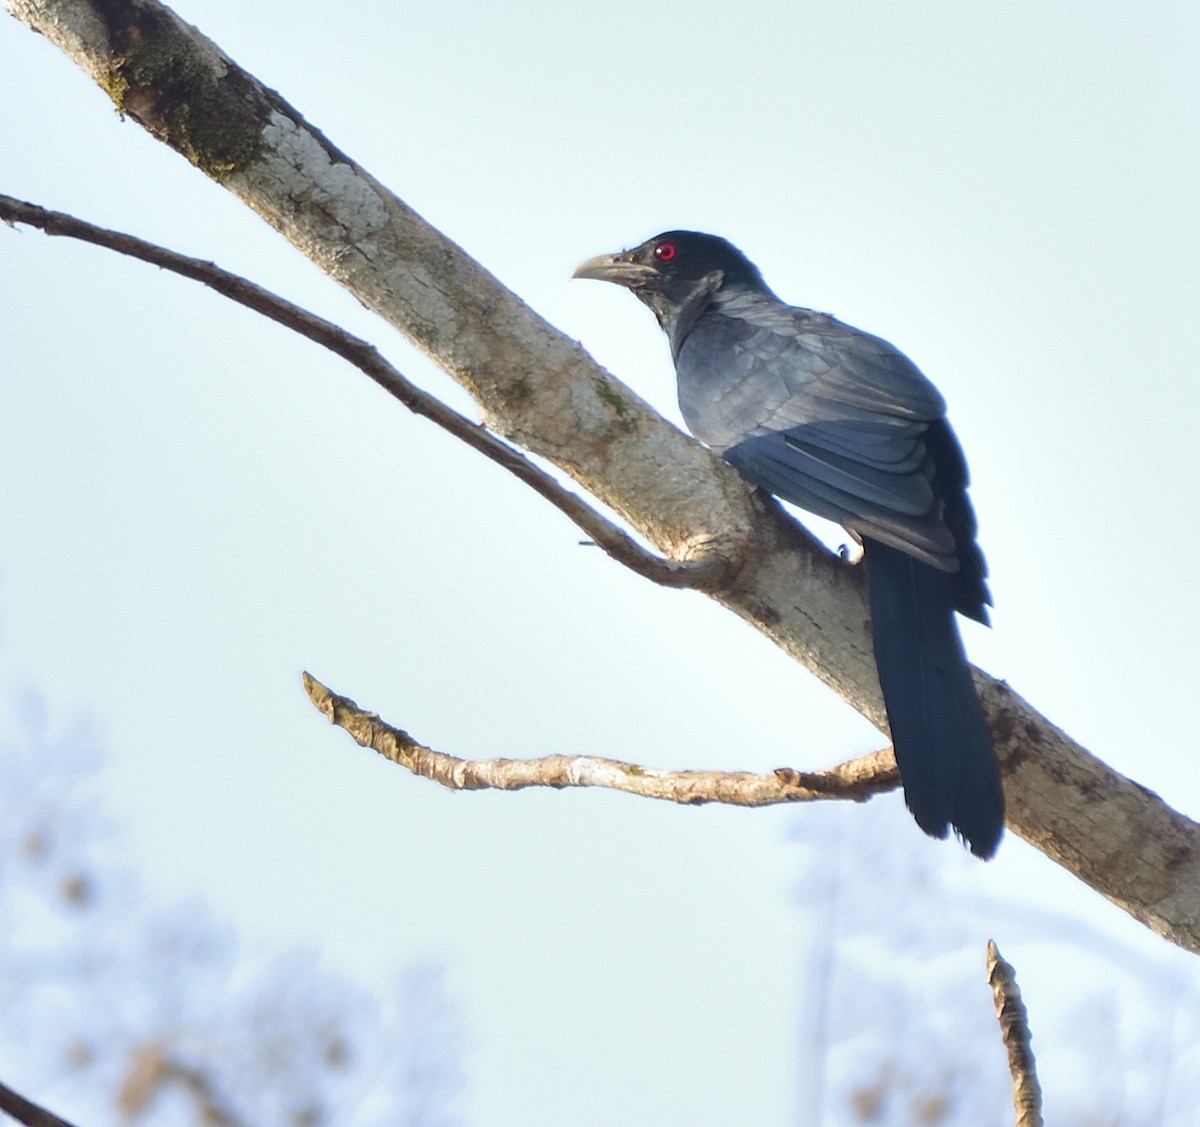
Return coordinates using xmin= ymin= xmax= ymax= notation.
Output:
xmin=94 ymin=0 xmax=268 ymax=179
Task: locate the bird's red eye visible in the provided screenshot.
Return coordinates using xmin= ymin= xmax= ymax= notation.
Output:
xmin=654 ymin=241 xmax=678 ymax=263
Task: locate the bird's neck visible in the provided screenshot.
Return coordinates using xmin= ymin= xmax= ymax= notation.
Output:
xmin=652 ymin=270 xmax=723 ymax=359
xmin=662 ymin=278 xmax=776 ymax=360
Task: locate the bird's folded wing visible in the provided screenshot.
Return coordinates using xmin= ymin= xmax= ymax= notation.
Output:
xmin=725 ymin=429 xmax=959 ymax=568
xmin=689 ymin=307 xmax=963 ymax=567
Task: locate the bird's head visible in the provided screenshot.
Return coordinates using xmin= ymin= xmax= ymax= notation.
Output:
xmin=573 ymin=231 xmax=769 ymax=347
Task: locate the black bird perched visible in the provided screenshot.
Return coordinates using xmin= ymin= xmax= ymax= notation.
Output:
xmin=573 ymin=231 xmax=1005 ymax=858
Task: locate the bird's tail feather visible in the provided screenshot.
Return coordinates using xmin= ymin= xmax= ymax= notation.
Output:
xmin=864 ymin=539 xmax=1005 ymax=858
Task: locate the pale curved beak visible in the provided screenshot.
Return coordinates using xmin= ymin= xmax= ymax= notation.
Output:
xmin=571 ymin=252 xmax=657 ymax=287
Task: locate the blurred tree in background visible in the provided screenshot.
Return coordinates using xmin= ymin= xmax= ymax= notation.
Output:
xmin=792 ymin=802 xmax=1200 ymax=1127
xmin=0 ymin=674 xmax=466 ymax=1127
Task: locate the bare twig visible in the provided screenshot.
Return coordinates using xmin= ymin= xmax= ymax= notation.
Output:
xmin=987 ymin=940 xmax=1044 ymax=1127
xmin=0 ymin=1080 xmax=80 ymax=1127
xmin=302 ymin=672 xmax=899 ymax=806
xmin=0 ymin=194 xmax=730 ymax=593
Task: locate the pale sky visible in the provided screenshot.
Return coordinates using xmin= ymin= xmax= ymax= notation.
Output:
xmin=2 ymin=2 xmax=1199 ymax=1124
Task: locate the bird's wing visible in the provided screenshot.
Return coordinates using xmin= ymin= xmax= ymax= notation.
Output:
xmin=677 ymin=302 xmax=961 ymax=568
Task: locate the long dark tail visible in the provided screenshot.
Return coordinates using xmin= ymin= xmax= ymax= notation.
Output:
xmin=863 ymin=539 xmax=1005 ymax=858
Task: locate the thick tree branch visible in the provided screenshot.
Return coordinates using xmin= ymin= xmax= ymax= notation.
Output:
xmin=987 ymin=941 xmax=1043 ymax=1127
xmin=302 ymin=674 xmax=899 ymax=807
xmin=7 ymin=0 xmax=1200 ymax=954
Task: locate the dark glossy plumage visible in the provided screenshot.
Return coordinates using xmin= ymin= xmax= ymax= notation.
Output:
xmin=574 ymin=231 xmax=1005 ymax=857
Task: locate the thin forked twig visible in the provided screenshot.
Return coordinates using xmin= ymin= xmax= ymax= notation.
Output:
xmin=0 ymin=193 xmax=731 ymax=591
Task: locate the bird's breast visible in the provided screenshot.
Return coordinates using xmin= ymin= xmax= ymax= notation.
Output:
xmin=675 ymin=317 xmax=800 ymax=451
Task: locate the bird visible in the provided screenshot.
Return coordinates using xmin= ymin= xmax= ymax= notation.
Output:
xmin=573 ymin=231 xmax=1005 ymax=858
